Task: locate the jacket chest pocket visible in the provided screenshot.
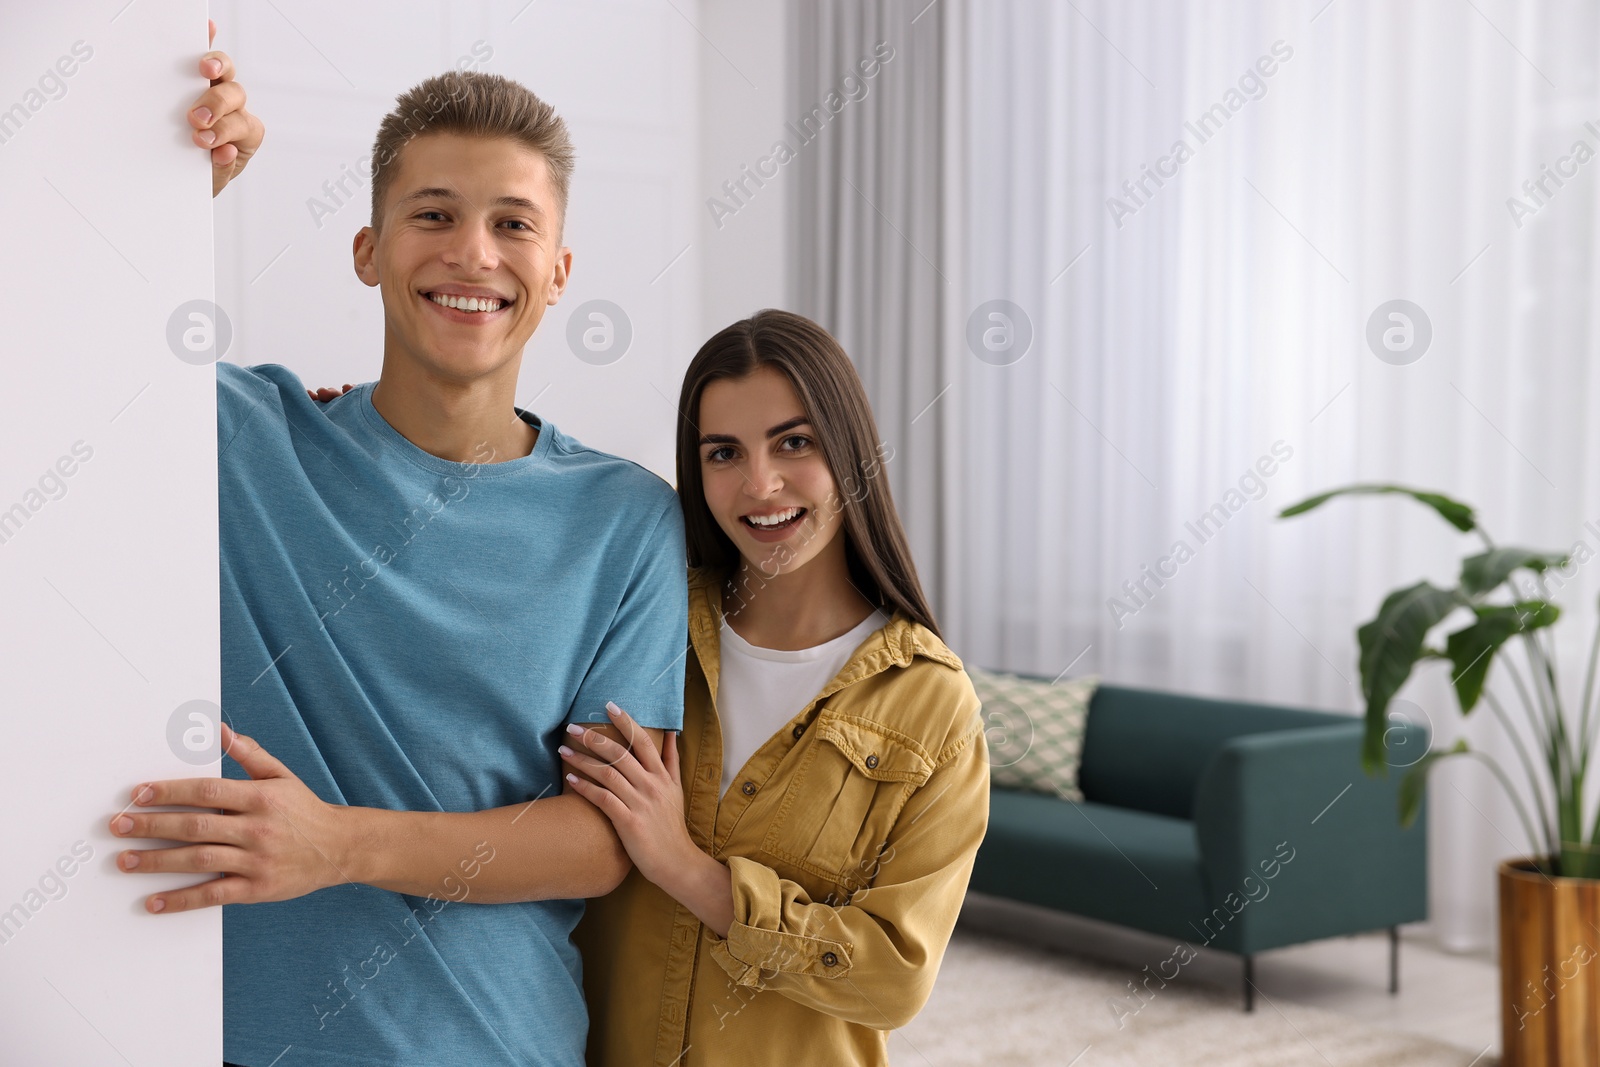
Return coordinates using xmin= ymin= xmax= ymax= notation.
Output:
xmin=758 ymin=717 xmax=934 ymax=893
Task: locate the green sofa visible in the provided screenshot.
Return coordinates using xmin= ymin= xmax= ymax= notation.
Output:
xmin=968 ymin=682 xmax=1428 ymax=1010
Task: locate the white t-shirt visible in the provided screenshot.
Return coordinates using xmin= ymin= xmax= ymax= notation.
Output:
xmin=717 ymin=608 xmax=891 ymax=795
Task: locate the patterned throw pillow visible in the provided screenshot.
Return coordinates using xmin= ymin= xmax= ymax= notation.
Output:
xmin=967 ymin=667 xmax=1098 ymax=803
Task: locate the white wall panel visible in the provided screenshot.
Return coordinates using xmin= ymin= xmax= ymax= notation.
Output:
xmin=0 ymin=3 xmax=220 ymax=1064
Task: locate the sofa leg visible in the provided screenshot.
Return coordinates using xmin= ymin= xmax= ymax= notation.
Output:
xmin=1243 ymin=955 xmax=1255 ymax=1012
xmin=1389 ymin=926 xmax=1399 ymax=995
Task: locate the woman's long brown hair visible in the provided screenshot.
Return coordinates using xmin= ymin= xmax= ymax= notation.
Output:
xmin=675 ymin=309 xmax=942 ymax=638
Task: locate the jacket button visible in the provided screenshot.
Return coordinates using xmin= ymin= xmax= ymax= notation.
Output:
xmin=821 ymin=951 xmax=838 ymax=967
xmin=741 ymin=781 xmax=756 ymax=796
xmin=864 ymin=754 xmax=879 ymax=770
xmin=792 ymin=723 xmax=805 ymax=739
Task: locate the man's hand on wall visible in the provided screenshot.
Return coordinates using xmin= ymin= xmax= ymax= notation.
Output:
xmin=192 ymin=19 xmax=264 ymax=198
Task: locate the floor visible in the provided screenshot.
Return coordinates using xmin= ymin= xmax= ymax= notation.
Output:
xmin=948 ymin=893 xmax=1500 ymax=1063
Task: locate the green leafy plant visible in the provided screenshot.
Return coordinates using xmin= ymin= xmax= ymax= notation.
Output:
xmin=1279 ymin=484 xmax=1591 ymax=877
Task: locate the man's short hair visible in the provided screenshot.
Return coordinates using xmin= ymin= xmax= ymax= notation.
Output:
xmin=368 ymin=71 xmax=575 ymax=233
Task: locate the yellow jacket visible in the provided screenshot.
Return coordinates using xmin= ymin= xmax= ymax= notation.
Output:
xmin=575 ymin=569 xmax=990 ymax=1066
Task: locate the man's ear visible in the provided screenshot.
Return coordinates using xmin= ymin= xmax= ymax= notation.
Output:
xmin=352 ymin=226 xmax=380 ymax=287
xmin=545 ymin=246 xmax=572 ymax=306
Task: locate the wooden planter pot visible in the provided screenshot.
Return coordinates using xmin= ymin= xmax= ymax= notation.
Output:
xmin=1502 ymin=858 xmax=1600 ymax=1065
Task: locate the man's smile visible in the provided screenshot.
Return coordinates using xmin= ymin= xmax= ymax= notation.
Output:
xmin=419 ymin=286 xmax=515 ymax=323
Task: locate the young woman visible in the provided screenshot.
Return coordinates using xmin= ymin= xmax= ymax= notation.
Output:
xmin=563 ymin=310 xmax=990 ymax=1066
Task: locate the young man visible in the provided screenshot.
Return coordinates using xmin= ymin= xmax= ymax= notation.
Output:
xmin=118 ymin=67 xmax=687 ymax=1067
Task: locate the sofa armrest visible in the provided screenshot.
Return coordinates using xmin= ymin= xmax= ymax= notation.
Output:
xmin=1189 ymin=721 xmax=1428 ymax=954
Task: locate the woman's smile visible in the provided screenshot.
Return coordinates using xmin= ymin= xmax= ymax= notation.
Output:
xmin=739 ymin=505 xmax=809 ymax=541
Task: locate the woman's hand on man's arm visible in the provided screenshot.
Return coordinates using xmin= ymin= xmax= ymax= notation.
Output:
xmin=560 ymin=703 xmax=734 ymax=933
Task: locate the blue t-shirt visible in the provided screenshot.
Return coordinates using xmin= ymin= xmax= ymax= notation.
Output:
xmin=216 ymin=362 xmax=687 ymax=1067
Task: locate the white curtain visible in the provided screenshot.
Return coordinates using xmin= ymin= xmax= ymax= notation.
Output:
xmin=795 ymin=0 xmax=1600 ymax=953
xmin=789 ymin=0 xmax=954 ymax=607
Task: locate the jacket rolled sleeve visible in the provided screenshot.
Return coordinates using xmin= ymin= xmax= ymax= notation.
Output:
xmin=704 ymin=718 xmax=989 ymax=1029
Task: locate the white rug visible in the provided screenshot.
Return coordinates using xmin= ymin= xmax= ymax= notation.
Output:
xmin=892 ymin=929 xmax=1496 ymax=1067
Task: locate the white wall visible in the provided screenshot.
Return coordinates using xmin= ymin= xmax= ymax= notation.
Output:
xmin=696 ymin=0 xmax=795 ymax=340
xmin=0 ymin=4 xmax=220 ymax=1064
